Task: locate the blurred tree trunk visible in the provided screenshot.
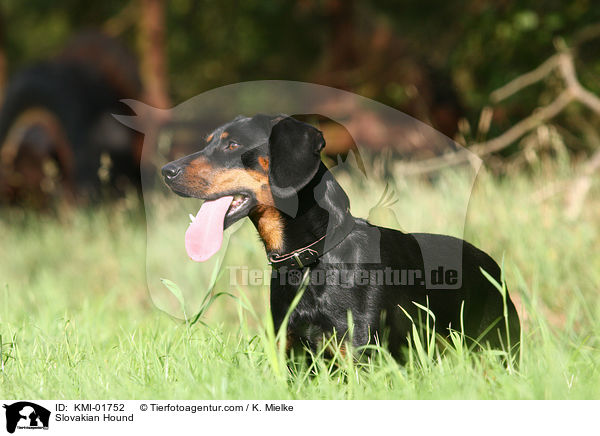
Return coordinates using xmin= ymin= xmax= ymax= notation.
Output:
xmin=138 ymin=0 xmax=171 ymax=109
xmin=326 ymin=0 xmax=357 ymax=74
xmin=0 ymin=11 xmax=7 ymax=104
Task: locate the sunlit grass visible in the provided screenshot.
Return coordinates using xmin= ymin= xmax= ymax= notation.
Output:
xmin=0 ymin=161 xmax=599 ymax=399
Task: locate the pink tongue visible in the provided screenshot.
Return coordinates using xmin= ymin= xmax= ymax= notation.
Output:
xmin=185 ymin=196 xmax=233 ymax=262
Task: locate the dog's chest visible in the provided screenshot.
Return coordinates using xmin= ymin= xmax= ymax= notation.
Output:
xmin=270 ymin=274 xmax=356 ymax=344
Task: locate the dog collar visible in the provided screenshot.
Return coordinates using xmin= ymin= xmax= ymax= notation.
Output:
xmin=267 ymin=214 xmax=355 ymax=270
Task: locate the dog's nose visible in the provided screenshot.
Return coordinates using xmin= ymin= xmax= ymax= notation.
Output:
xmin=161 ymin=163 xmax=182 ymax=180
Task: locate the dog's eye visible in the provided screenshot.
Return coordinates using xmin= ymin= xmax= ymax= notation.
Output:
xmin=226 ymin=142 xmax=240 ymax=151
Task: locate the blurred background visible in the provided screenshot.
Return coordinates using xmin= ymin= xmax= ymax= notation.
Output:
xmin=0 ymin=0 xmax=599 ymax=329
xmin=1 ymin=0 xmax=599 ymax=208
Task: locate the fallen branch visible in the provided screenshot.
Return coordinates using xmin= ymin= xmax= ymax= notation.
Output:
xmin=398 ymin=48 xmax=600 ymax=176
xmin=491 ymin=55 xmax=559 ymax=103
xmin=557 ymin=52 xmax=600 ymax=115
xmin=398 ymin=90 xmax=573 ymax=175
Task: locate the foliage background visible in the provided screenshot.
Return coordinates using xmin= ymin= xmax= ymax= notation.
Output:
xmin=3 ymin=0 xmax=600 ymax=142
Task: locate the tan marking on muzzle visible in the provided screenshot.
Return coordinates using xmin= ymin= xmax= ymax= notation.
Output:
xmin=205 ymin=168 xmax=274 ymax=205
xmin=207 ymin=169 xmax=283 ymax=251
xmin=179 ymin=157 xmax=214 ymax=189
xmin=187 ymin=157 xmax=212 ymax=172
xmin=183 ymin=159 xmax=283 ymax=251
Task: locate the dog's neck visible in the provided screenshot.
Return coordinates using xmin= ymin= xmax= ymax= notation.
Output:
xmin=249 ymin=163 xmax=352 ymax=256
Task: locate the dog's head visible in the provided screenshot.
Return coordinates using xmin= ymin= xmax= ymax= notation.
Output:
xmin=161 ymin=114 xmax=325 ymax=260
xmin=162 ymin=114 xmax=325 ymax=228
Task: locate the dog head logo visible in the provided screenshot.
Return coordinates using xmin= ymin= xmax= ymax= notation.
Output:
xmin=2 ymin=402 xmax=50 ymax=433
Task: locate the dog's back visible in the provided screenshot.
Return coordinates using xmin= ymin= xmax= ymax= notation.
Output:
xmin=379 ymin=226 xmax=520 ymax=355
xmin=276 ymin=220 xmax=520 ymax=359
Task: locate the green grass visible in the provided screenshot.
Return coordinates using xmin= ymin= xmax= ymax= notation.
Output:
xmin=0 ymin=162 xmax=599 ymax=399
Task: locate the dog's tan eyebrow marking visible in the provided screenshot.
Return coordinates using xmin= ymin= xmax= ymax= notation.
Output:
xmin=220 ymin=131 xmax=229 ymax=139
xmin=206 ymin=133 xmax=214 ymax=142
xmin=258 ymin=156 xmax=269 ymax=172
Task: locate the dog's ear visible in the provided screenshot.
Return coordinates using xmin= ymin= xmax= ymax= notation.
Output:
xmin=268 ymin=116 xmax=325 ymax=201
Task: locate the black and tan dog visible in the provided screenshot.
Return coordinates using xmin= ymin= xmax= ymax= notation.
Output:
xmin=162 ymin=114 xmax=520 ymax=359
